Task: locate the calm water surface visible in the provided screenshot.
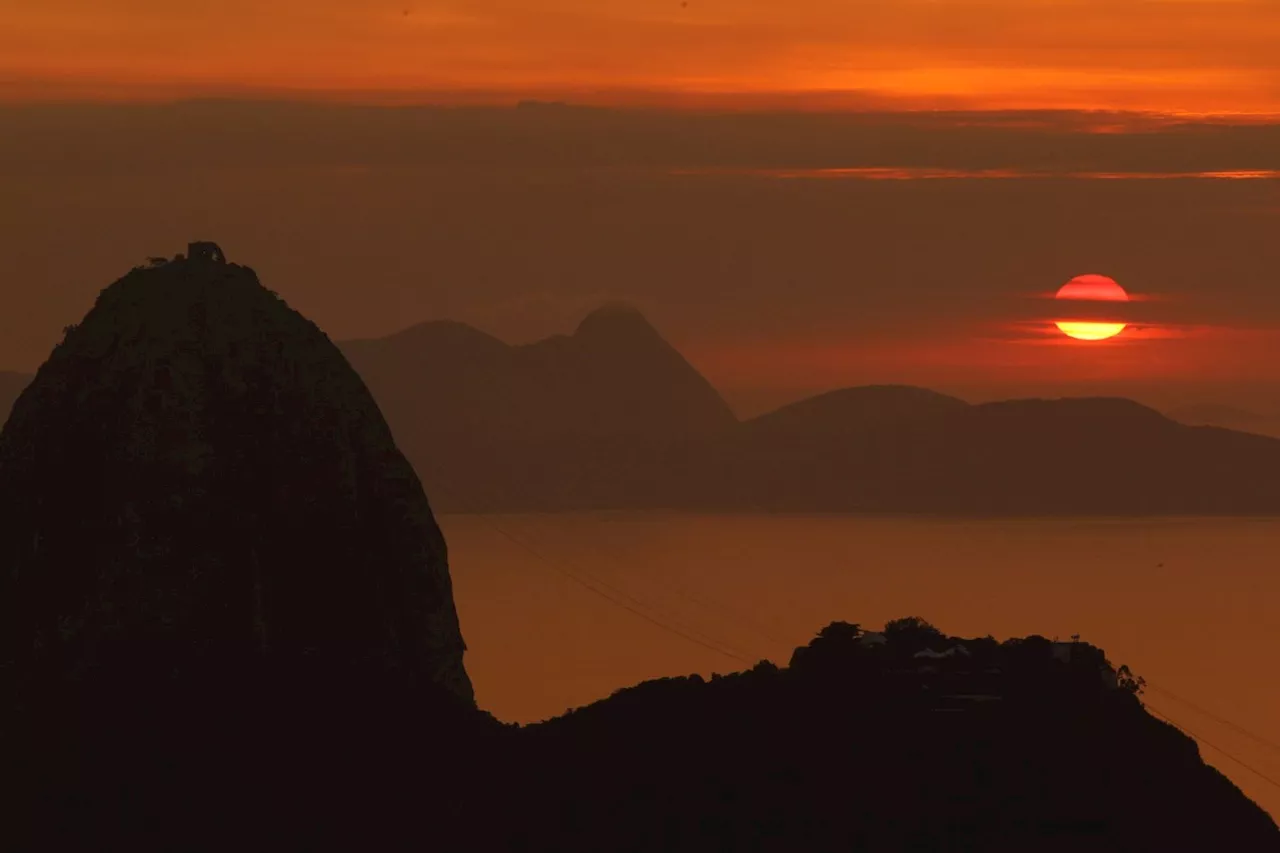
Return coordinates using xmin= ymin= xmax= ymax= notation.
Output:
xmin=440 ymin=513 xmax=1280 ymax=820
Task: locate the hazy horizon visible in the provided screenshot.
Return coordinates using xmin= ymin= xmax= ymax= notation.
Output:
xmin=4 ymin=252 xmax=1280 ymax=424
xmin=5 ymin=100 xmax=1280 ymax=418
xmin=8 ymin=296 xmax=1280 ymax=427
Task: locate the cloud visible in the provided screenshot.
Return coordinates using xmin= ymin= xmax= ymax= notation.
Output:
xmin=4 ymin=0 xmax=1280 ymax=111
xmin=4 ymin=102 xmax=1280 ymax=179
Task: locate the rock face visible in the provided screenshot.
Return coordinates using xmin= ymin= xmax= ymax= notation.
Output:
xmin=0 ymin=371 xmax=29 ymax=428
xmin=0 ymin=256 xmax=472 ymax=704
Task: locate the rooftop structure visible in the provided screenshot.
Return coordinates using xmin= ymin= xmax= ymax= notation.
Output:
xmin=187 ymin=241 xmax=226 ymax=264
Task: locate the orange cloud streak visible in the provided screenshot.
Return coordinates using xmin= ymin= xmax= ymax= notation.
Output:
xmin=674 ymin=168 xmax=1280 ymax=180
xmin=4 ymin=0 xmax=1280 ymax=113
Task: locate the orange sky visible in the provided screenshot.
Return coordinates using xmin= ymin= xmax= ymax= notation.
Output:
xmin=4 ymin=0 xmax=1280 ymax=113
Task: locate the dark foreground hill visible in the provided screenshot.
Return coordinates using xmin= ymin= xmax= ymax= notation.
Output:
xmin=0 ymin=253 xmax=472 ymax=702
xmin=509 ymin=620 xmax=1280 ymax=851
xmin=0 ymin=370 xmax=29 ymax=426
xmin=7 ymin=620 xmax=1277 ymax=851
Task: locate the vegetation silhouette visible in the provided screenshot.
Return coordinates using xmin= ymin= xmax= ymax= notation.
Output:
xmin=508 ymin=619 xmax=1278 ymax=851
xmin=0 ymin=255 xmax=1277 ymax=850
xmin=8 ymin=616 xmax=1279 ymax=850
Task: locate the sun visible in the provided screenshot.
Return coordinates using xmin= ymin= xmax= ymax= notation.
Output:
xmin=1054 ymin=274 xmax=1129 ymax=341
xmin=1055 ymin=320 xmax=1127 ymax=341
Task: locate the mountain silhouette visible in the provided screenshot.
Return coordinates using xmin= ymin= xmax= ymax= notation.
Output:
xmin=0 ymin=370 xmax=30 ymax=427
xmin=336 ymin=304 xmax=1280 ymax=514
xmin=504 ymin=621 xmax=1278 ymax=851
xmin=731 ymin=394 xmax=1280 ymax=513
xmin=2 ymin=253 xmax=491 ymax=850
xmin=745 ymin=384 xmax=970 ymax=439
xmin=340 ymin=303 xmax=737 ymax=510
xmin=342 ymin=303 xmax=734 ymax=442
xmin=1167 ymin=402 xmax=1280 ymax=438
xmin=14 ymin=306 xmax=1280 ymax=515
xmin=1 ymin=257 xmax=1275 ymax=848
xmin=0 ymin=255 xmax=472 ymax=702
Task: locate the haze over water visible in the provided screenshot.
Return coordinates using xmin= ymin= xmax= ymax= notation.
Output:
xmin=443 ymin=512 xmax=1280 ymax=821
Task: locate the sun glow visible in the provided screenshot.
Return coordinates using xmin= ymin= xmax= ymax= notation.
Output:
xmin=1054 ymin=320 xmax=1127 ymax=341
xmin=1054 ymin=275 xmax=1129 ymax=341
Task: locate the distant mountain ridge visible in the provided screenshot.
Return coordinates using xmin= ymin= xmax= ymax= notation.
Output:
xmin=339 ymin=304 xmax=738 ymax=510
xmin=342 ymin=304 xmax=735 ymax=444
xmin=745 ymin=385 xmax=970 ymax=439
xmin=337 ymin=312 xmax=1280 ymax=515
xmin=1166 ymin=402 xmax=1280 ymax=438
xmin=728 ymin=394 xmax=1280 ymax=514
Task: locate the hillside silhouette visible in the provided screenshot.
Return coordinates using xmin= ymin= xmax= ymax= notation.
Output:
xmin=2 ymin=255 xmax=1276 ymax=849
xmin=0 ymin=370 xmax=28 ymax=426
xmin=508 ymin=620 xmax=1279 ymax=851
xmin=336 ymin=311 xmax=1280 ymax=514
xmin=0 ymin=251 xmax=472 ymax=703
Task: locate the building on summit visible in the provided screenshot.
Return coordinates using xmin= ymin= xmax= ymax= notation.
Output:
xmin=187 ymin=241 xmax=226 ymax=264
